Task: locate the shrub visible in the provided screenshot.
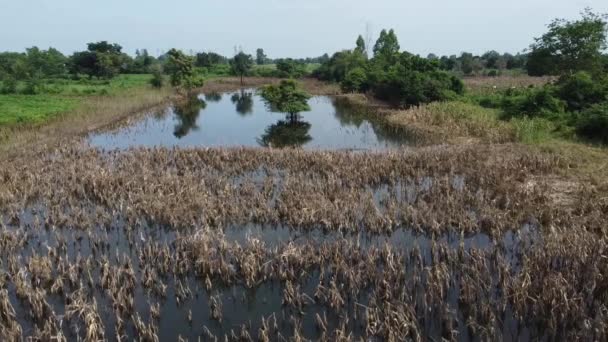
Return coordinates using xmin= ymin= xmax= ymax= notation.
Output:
xmin=341 ymin=67 xmax=367 ymax=92
xmin=150 ymin=66 xmax=164 ymax=88
xmin=576 ymin=102 xmax=608 ymax=144
xmin=0 ymin=77 xmax=17 ymax=94
xmin=501 ymin=86 xmax=565 ymax=118
xmin=22 ymin=77 xmax=42 ymax=95
xmin=276 ymin=59 xmax=307 ymax=78
xmin=555 ymin=71 xmax=607 ymax=112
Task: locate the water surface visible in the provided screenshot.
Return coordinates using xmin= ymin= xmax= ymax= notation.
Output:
xmin=89 ymin=89 xmax=410 ymax=150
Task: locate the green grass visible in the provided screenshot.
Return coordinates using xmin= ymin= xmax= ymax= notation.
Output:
xmin=0 ymin=94 xmax=81 ymax=125
xmin=0 ymin=74 xmax=155 ymax=126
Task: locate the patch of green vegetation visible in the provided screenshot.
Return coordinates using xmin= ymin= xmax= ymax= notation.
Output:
xmin=1 ymin=74 xmax=153 ymax=96
xmin=0 ymin=94 xmax=80 ymax=125
xmin=0 ymin=74 xmax=157 ymax=127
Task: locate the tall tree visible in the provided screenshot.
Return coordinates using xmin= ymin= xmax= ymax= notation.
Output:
xmin=256 ymin=48 xmax=267 ymax=65
xmin=230 ymin=52 xmax=253 ymax=85
xmin=164 ymin=48 xmax=204 ymax=91
xmin=527 ymin=8 xmax=608 ymax=75
xmin=355 ymin=35 xmax=367 ymax=58
xmin=373 ymin=29 xmax=400 ymax=59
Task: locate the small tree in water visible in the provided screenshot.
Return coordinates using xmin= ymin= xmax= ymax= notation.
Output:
xmin=260 ymin=80 xmax=311 ymax=121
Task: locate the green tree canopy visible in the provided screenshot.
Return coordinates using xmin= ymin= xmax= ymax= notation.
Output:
xmin=164 ymin=48 xmax=204 ymax=91
xmin=373 ymin=29 xmax=400 ymax=65
xmin=69 ymin=41 xmax=127 ymax=79
xmin=260 ymin=80 xmax=311 ymax=116
xmin=355 ymin=35 xmax=367 ymax=58
xmin=195 ymin=52 xmax=228 ymax=68
xmin=256 ymin=48 xmax=267 ymax=65
xmin=230 ymin=52 xmax=253 ymax=85
xmin=276 ymin=58 xmax=307 ymax=78
xmin=527 ymin=8 xmax=608 ymax=75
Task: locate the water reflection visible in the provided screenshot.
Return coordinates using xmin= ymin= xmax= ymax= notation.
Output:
xmin=258 ymin=114 xmax=312 ymax=148
xmin=204 ymin=92 xmax=222 ymax=102
xmin=89 ymin=90 xmax=415 ymax=150
xmin=332 ymin=97 xmax=416 ymax=145
xmin=173 ymin=96 xmax=207 ymax=138
xmin=230 ymin=90 xmax=254 ymax=115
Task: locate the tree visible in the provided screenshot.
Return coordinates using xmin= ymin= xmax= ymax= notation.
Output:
xmin=69 ymin=41 xmax=126 ymax=79
xmin=276 ymin=58 xmax=306 ymax=78
xmin=25 ymin=47 xmax=67 ymax=78
xmin=260 ymin=80 xmax=311 ymax=119
xmin=132 ymin=49 xmax=155 ymax=73
xmin=195 ymin=52 xmax=228 ymax=68
xmin=150 ymin=64 xmax=164 ymax=88
xmin=460 ymin=52 xmax=475 ymax=75
xmin=527 ymin=8 xmax=608 ymax=75
xmin=87 ymin=41 xmax=122 ymax=54
xmin=164 ymin=48 xmax=204 ymax=91
xmin=230 ymin=52 xmax=253 ymax=85
xmin=355 ymin=35 xmax=367 ymax=58
xmin=256 ymin=48 xmax=267 ymax=65
xmin=373 ymin=29 xmax=400 ymax=65
xmin=482 ymin=50 xmax=501 ymax=69
xmin=341 ymin=67 xmax=367 ymax=92
xmin=556 ymin=71 xmax=608 ymax=111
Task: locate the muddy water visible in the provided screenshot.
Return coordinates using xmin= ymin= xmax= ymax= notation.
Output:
xmin=88 ymin=89 xmax=410 ymax=150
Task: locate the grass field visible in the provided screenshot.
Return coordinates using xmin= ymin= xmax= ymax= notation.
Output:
xmin=0 ymin=74 xmax=156 ymax=127
xmin=0 ymin=95 xmax=80 ymax=126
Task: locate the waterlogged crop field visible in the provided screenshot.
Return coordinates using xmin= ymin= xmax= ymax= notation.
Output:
xmin=1 ymin=138 xmax=607 ymax=341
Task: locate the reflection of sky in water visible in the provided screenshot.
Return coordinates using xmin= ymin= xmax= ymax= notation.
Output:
xmin=89 ymin=89 xmax=411 ymax=150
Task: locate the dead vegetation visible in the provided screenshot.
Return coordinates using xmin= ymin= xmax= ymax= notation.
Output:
xmin=0 ymin=140 xmax=605 ymax=339
xmin=0 ymin=76 xmax=606 ymax=340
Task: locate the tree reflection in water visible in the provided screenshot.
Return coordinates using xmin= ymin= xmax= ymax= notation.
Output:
xmin=230 ymin=90 xmax=254 ymax=115
xmin=258 ymin=114 xmax=312 ymax=148
xmin=204 ymin=92 xmax=222 ymax=102
xmin=173 ymin=96 xmax=207 ymax=138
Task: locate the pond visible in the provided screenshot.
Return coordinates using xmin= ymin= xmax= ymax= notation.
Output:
xmin=88 ymin=89 xmax=411 ymax=150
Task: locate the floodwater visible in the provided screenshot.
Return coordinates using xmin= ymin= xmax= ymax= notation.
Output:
xmin=88 ymin=89 xmax=410 ymax=150
xmin=2 ymin=201 xmax=543 ymax=341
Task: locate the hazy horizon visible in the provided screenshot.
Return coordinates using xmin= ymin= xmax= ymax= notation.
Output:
xmin=2 ymin=0 xmax=607 ymax=58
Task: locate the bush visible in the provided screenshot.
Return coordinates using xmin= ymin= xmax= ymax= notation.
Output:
xmin=22 ymin=77 xmax=42 ymax=95
xmin=276 ymin=59 xmax=307 ymax=78
xmin=501 ymin=86 xmax=565 ymax=118
xmin=555 ymin=72 xmax=607 ymax=112
xmin=0 ymin=77 xmax=17 ymax=94
xmin=150 ymin=66 xmax=164 ymax=88
xmin=341 ymin=67 xmax=367 ymax=92
xmin=576 ymin=102 xmax=608 ymax=144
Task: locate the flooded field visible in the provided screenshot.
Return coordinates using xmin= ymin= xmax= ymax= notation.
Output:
xmin=1 ymin=145 xmax=606 ymax=340
xmin=88 ymin=89 xmax=409 ymax=150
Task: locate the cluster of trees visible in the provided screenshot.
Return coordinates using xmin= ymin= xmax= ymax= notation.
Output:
xmin=426 ymin=51 xmax=527 ymax=76
xmin=254 ymin=48 xmax=329 ymax=66
xmin=315 ymin=29 xmax=464 ymax=107
xmin=0 ymin=42 xmax=166 ymax=94
xmin=480 ymin=10 xmax=608 ymax=143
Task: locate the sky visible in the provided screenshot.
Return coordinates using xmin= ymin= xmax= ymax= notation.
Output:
xmin=1 ymin=0 xmax=607 ymax=58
